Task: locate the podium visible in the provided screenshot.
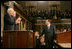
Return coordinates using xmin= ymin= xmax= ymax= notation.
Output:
xmin=2 ymin=31 xmax=35 ymax=48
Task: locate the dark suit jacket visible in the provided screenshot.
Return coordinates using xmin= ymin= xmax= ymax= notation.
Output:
xmin=4 ymin=13 xmax=16 ymax=31
xmin=40 ymin=24 xmax=57 ymax=43
xmin=14 ymin=23 xmax=19 ymax=30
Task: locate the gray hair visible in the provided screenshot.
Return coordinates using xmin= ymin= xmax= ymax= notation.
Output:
xmin=7 ymin=8 xmax=14 ymax=14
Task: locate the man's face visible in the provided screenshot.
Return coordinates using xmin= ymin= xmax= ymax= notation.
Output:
xmin=12 ymin=11 xmax=16 ymax=18
xmin=35 ymin=32 xmax=39 ymax=36
xmin=45 ymin=20 xmax=50 ymax=25
xmin=8 ymin=10 xmax=12 ymax=15
xmin=8 ymin=8 xmax=14 ymax=16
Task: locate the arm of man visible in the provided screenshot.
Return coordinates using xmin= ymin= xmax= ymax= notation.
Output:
xmin=39 ymin=26 xmax=45 ymax=38
xmin=4 ymin=14 xmax=16 ymax=25
xmin=15 ymin=17 xmax=22 ymax=24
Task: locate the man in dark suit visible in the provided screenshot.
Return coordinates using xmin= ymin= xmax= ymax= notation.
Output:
xmin=4 ymin=8 xmax=21 ymax=31
xmin=12 ymin=11 xmax=21 ymax=31
xmin=40 ymin=19 xmax=57 ymax=48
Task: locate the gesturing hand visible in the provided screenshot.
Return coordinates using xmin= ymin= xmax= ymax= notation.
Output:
xmin=16 ymin=17 xmax=22 ymax=24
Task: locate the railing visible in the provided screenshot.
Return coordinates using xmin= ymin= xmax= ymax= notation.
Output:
xmin=53 ymin=42 xmax=63 ymax=48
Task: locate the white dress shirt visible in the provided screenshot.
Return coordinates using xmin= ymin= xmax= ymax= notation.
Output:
xmin=47 ymin=24 xmax=51 ymax=29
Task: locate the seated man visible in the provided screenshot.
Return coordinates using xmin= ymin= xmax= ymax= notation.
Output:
xmin=35 ymin=31 xmax=40 ymax=48
xmin=35 ymin=31 xmax=45 ymax=48
xmin=40 ymin=34 xmax=45 ymax=45
xmin=40 ymin=34 xmax=46 ymax=48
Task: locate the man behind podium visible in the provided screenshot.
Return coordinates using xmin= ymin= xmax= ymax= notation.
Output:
xmin=4 ymin=8 xmax=21 ymax=31
xmin=40 ymin=19 xmax=57 ymax=48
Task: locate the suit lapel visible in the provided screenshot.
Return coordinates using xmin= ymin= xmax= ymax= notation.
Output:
xmin=46 ymin=25 xmax=52 ymax=32
xmin=46 ymin=25 xmax=49 ymax=32
xmin=49 ymin=24 xmax=51 ymax=30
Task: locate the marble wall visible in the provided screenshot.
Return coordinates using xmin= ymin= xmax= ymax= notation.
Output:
xmin=1 ymin=4 xmax=5 ymax=37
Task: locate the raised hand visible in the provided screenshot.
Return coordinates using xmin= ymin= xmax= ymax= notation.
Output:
xmin=16 ymin=17 xmax=22 ymax=24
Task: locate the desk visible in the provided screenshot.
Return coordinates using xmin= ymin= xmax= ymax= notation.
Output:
xmin=57 ymin=31 xmax=71 ymax=43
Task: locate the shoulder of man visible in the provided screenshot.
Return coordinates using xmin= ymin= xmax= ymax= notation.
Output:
xmin=42 ymin=25 xmax=47 ymax=30
xmin=43 ymin=25 xmax=47 ymax=27
xmin=51 ymin=24 xmax=55 ymax=27
xmin=4 ymin=13 xmax=10 ymax=17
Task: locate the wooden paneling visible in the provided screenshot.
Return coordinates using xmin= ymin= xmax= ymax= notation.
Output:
xmin=2 ymin=31 xmax=35 ymax=48
xmin=57 ymin=31 xmax=71 ymax=43
xmin=15 ymin=31 xmax=27 ymax=48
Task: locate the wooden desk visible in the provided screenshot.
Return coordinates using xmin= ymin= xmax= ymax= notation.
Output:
xmin=2 ymin=31 xmax=35 ymax=48
xmin=57 ymin=31 xmax=71 ymax=43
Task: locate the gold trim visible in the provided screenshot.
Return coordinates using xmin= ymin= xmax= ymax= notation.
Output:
xmin=16 ymin=11 xmax=32 ymax=24
xmin=34 ymin=23 xmax=71 ymax=25
xmin=21 ymin=21 xmax=23 ymax=30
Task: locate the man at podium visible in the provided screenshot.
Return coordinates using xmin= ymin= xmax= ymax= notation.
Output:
xmin=4 ymin=8 xmax=21 ymax=31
